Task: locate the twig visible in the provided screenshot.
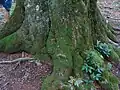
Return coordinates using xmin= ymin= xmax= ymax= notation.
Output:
xmin=0 ymin=58 xmax=35 ymax=64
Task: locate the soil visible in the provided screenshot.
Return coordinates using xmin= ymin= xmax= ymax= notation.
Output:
xmin=0 ymin=52 xmax=52 ymax=90
xmin=98 ymin=0 xmax=120 ymax=30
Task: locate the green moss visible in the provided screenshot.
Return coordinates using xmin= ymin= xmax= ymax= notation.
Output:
xmin=108 ymin=44 xmax=120 ymax=62
xmin=0 ymin=33 xmax=22 ymax=53
xmin=102 ymin=70 xmax=119 ymax=83
xmin=102 ymin=70 xmax=119 ymax=90
xmin=113 ymin=47 xmax=120 ymax=58
xmin=73 ymin=51 xmax=84 ymax=77
xmin=101 ymin=83 xmax=119 ymax=90
xmin=78 ymin=84 xmax=96 ymax=90
xmin=101 ymin=83 xmax=113 ymax=90
xmin=109 ymin=74 xmax=119 ymax=84
xmin=110 ymin=50 xmax=120 ymax=62
xmin=41 ymin=75 xmax=60 ymax=90
xmin=106 ymin=29 xmax=117 ymax=43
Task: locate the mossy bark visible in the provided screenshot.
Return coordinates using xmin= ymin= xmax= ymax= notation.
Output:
xmin=0 ymin=0 xmax=25 ymax=39
xmin=41 ymin=0 xmax=119 ymax=90
xmin=0 ymin=0 xmax=119 ymax=90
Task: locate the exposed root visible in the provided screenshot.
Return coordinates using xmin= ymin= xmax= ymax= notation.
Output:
xmin=0 ymin=32 xmax=23 ymax=53
xmin=111 ymin=30 xmax=120 ymax=35
xmin=106 ymin=29 xmax=118 ymax=43
xmin=41 ymin=67 xmax=72 ymax=90
xmin=113 ymin=27 xmax=120 ymax=31
xmin=108 ymin=39 xmax=119 ymax=47
xmin=0 ymin=58 xmax=35 ymax=64
xmin=109 ymin=44 xmax=120 ymax=62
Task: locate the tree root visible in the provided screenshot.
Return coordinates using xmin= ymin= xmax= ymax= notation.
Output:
xmin=41 ymin=67 xmax=72 ymax=90
xmin=0 ymin=32 xmax=23 ymax=53
xmin=0 ymin=58 xmax=35 ymax=64
xmin=106 ymin=29 xmax=118 ymax=43
xmin=108 ymin=39 xmax=119 ymax=47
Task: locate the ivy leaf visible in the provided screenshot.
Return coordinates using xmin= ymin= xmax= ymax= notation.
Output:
xmin=95 ymin=41 xmax=111 ymax=57
xmin=95 ymin=74 xmax=101 ymax=81
xmin=88 ymin=66 xmax=94 ymax=73
xmin=68 ymin=76 xmax=75 ymax=84
xmin=82 ymin=64 xmax=89 ymax=72
xmin=74 ymin=79 xmax=83 ymax=87
xmin=84 ymin=79 xmax=93 ymax=84
xmin=97 ymin=68 xmax=103 ymax=74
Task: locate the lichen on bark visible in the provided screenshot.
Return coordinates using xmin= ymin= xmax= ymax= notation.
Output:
xmin=0 ymin=0 xmax=119 ymax=90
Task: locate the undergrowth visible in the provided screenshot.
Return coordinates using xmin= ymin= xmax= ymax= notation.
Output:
xmin=61 ymin=41 xmax=119 ymax=90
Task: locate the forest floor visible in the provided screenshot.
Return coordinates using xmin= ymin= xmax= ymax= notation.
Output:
xmin=0 ymin=0 xmax=119 ymax=90
xmin=0 ymin=52 xmax=52 ymax=90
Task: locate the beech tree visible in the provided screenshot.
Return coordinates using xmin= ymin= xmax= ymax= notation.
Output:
xmin=0 ymin=0 xmax=120 ymax=90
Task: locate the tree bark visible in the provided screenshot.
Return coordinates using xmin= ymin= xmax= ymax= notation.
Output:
xmin=0 ymin=0 xmax=119 ymax=90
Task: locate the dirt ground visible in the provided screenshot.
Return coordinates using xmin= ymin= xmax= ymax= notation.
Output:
xmin=0 ymin=53 xmax=52 ymax=90
xmin=98 ymin=0 xmax=120 ymax=30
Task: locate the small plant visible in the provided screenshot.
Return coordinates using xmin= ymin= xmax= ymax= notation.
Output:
xmin=62 ymin=76 xmax=83 ymax=90
xmin=82 ymin=51 xmax=104 ymax=82
xmin=83 ymin=79 xmax=93 ymax=84
xmin=82 ymin=63 xmax=94 ymax=73
xmin=95 ymin=40 xmax=111 ymax=57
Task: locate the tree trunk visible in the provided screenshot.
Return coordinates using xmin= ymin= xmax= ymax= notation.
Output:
xmin=0 ymin=0 xmax=120 ymax=90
